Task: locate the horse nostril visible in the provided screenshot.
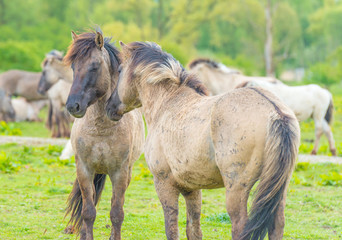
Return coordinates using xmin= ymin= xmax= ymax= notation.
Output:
xmin=75 ymin=103 xmax=80 ymax=112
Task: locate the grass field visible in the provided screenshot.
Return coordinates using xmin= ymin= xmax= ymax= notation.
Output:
xmin=0 ymin=143 xmax=341 ymax=239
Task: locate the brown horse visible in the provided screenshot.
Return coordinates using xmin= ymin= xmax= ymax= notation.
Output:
xmin=0 ymin=70 xmax=47 ymax=101
xmin=64 ymin=30 xmax=145 ymax=240
xmin=106 ymin=42 xmax=300 ymax=240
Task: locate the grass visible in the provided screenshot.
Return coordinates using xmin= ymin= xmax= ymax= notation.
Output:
xmin=0 ymin=143 xmax=341 ymax=239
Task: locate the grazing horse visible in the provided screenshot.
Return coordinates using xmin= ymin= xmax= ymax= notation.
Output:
xmin=106 ymin=42 xmax=300 ymax=240
xmin=0 ymin=70 xmax=46 ymax=101
xmin=39 ymin=51 xmax=72 ymax=138
xmin=64 ymin=30 xmax=145 ymax=240
xmin=243 ymin=80 xmax=336 ymax=156
xmin=188 ymin=58 xmax=276 ymax=95
xmin=0 ymin=89 xmax=15 ymax=121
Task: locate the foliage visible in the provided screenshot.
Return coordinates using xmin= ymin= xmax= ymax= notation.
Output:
xmin=0 ymin=121 xmax=22 ymax=136
xmin=1 ymin=0 xmax=342 ymax=79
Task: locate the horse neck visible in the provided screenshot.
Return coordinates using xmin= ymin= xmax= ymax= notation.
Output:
xmin=56 ymin=64 xmax=73 ymax=82
xmin=138 ymin=80 xmax=202 ymax=127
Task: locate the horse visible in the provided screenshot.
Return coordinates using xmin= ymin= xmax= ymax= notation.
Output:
xmin=189 ymin=58 xmax=336 ymax=156
xmin=64 ymin=30 xmax=145 ymax=240
xmin=39 ymin=50 xmax=73 ymax=138
xmin=0 ymin=89 xmax=15 ymax=121
xmin=242 ymin=80 xmax=336 ymax=156
xmin=106 ymin=41 xmax=300 ymax=240
xmin=0 ymin=69 xmax=47 ymax=101
xmin=11 ymin=97 xmax=41 ymax=122
xmin=188 ymin=58 xmax=276 ymax=95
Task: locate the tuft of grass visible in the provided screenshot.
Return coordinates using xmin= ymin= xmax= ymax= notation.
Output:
xmin=0 ymin=121 xmax=22 ymax=136
xmin=205 ymin=213 xmax=231 ymax=224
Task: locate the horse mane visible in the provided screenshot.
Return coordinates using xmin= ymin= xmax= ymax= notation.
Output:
xmin=187 ymin=58 xmax=220 ymax=69
xmin=125 ymin=42 xmax=209 ymax=96
xmin=64 ymin=30 xmax=120 ymax=73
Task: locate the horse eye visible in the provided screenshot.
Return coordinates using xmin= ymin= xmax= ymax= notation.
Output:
xmin=118 ymin=66 xmax=122 ymax=73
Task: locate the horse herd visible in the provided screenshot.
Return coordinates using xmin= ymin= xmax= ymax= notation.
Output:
xmin=0 ymin=28 xmax=337 ymax=240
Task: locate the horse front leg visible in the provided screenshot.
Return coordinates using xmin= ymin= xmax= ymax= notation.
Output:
xmin=181 ymin=190 xmax=202 ymax=240
xmin=154 ymin=175 xmax=180 ymax=240
xmin=77 ymin=166 xmax=96 ymax=240
xmin=108 ymin=166 xmax=132 ymax=240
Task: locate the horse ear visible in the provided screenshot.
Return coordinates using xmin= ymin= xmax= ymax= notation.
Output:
xmin=95 ymin=31 xmax=104 ymax=49
xmin=71 ymin=31 xmax=78 ymax=41
xmin=119 ymin=41 xmax=127 ymax=49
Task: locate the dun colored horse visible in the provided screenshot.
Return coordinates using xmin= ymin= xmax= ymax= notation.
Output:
xmin=106 ymin=42 xmax=300 ymax=240
xmin=0 ymin=70 xmax=46 ymax=101
xmin=188 ymin=58 xmax=276 ymax=95
xmin=0 ymin=89 xmax=15 ymax=121
xmin=64 ymin=30 xmax=145 ymax=240
xmin=39 ymin=50 xmax=72 ymax=138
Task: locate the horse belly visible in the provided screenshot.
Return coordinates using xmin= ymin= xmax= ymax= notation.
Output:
xmin=172 ymin=162 xmax=224 ymax=190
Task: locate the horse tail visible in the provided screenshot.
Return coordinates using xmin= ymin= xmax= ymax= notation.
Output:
xmin=65 ymin=173 xmax=106 ymax=233
xmin=240 ymin=113 xmax=299 ymax=240
xmin=324 ymin=97 xmax=334 ymax=125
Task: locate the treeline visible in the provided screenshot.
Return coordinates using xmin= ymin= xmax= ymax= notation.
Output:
xmin=0 ymin=0 xmax=342 ymax=86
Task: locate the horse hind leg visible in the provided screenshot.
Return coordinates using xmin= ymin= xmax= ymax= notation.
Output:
xmin=311 ymin=121 xmax=323 ymax=155
xmin=225 ymin=183 xmax=249 ymax=240
xmin=181 ymin=190 xmax=202 ymax=240
xmin=322 ymin=120 xmax=336 ymax=156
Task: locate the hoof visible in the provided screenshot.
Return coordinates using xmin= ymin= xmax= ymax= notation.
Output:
xmin=331 ymin=149 xmax=337 ymax=156
xmin=64 ymin=225 xmax=75 ymax=234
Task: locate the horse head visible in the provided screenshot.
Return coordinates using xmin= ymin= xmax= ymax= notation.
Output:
xmin=65 ymin=29 xmax=120 ymax=118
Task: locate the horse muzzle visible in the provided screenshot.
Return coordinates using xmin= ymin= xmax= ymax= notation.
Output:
xmin=66 ymin=97 xmax=87 ymax=118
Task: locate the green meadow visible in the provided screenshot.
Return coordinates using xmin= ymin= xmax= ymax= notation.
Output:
xmin=0 ymin=143 xmax=341 ymax=239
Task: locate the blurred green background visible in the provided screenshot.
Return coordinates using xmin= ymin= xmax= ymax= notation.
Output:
xmin=0 ymin=0 xmax=342 ymax=87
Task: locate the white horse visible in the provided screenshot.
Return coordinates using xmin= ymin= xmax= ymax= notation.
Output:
xmin=245 ymin=80 xmax=336 ymax=156
xmin=188 ymin=59 xmax=336 ymax=156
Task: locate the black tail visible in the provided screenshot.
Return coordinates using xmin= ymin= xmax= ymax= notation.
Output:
xmin=240 ymin=114 xmax=299 ymax=240
xmin=65 ymin=173 xmax=106 ymax=233
xmin=324 ymin=98 xmax=334 ymax=124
